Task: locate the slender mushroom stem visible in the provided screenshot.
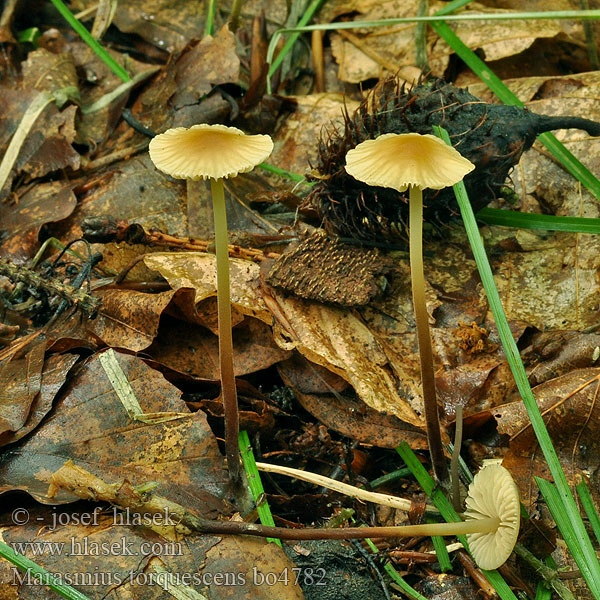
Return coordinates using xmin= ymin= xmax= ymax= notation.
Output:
xmin=210 ymin=177 xmax=240 ymax=486
xmin=408 ymin=184 xmax=448 ymax=484
xmin=48 ymin=459 xmax=516 ymax=570
xmin=194 ymin=515 xmax=501 ymax=541
xmin=451 ymin=405 xmax=464 ymax=512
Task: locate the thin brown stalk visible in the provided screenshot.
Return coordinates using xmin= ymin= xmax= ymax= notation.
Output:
xmin=211 ymin=178 xmax=241 ymax=486
xmin=409 ymin=185 xmax=448 ymax=483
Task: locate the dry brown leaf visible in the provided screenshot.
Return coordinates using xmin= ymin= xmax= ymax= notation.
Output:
xmin=0 ymin=338 xmax=46 ymax=441
xmin=171 ymin=26 xmax=240 ymax=127
xmin=357 ymin=246 xmax=523 ymax=423
xmin=329 ymin=0 xmax=444 ymax=83
xmin=522 ymin=330 xmax=600 ymax=387
xmin=172 ymin=295 xmax=245 ymax=334
xmin=148 ymin=316 xmax=291 ymax=381
xmin=495 ymin=367 xmax=600 ymax=506
xmin=0 ymin=86 xmax=79 ymax=201
xmin=67 ymin=40 xmax=158 ymax=145
xmin=271 ymin=291 xmax=424 ymax=427
xmin=0 ymin=350 xmax=231 ymax=515
xmin=464 ymin=74 xmax=600 ymax=331
xmin=143 ymin=252 xmax=273 ymax=324
xmin=21 ymin=47 xmax=78 ymax=97
xmin=0 ymin=182 xmax=76 ymax=261
xmin=446 ymin=3 xmax=561 ymax=62
xmin=1 ymin=512 xmax=303 ymax=599
xmin=61 ymin=154 xmax=188 ymax=241
xmin=106 ymin=0 xmax=207 ymax=52
xmin=185 ymin=174 xmax=282 ymax=242
xmin=223 ymin=173 xmax=283 ymax=236
xmin=279 ymin=355 xmax=428 ymax=449
xmin=20 ymin=105 xmax=80 ymax=178
xmin=0 ymin=349 xmax=78 ymax=447
xmin=86 ymin=288 xmax=195 ymax=352
xmin=327 ymin=0 xmax=562 ymax=83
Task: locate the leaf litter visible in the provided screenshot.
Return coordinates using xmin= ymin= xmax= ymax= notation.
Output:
xmin=0 ymin=1 xmax=600 ymax=597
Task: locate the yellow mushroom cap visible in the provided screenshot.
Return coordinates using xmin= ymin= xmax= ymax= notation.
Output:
xmin=344 ymin=132 xmax=475 ymax=192
xmin=148 ymin=123 xmax=273 ymax=180
xmin=464 ymin=464 xmax=520 ymax=571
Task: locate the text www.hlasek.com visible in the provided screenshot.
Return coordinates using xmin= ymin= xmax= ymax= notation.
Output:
xmin=10 ymin=537 xmax=182 ymax=557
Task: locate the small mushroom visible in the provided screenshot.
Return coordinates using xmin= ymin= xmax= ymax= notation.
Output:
xmin=245 ymin=462 xmax=520 ymax=571
xmin=345 ymin=133 xmax=474 ymax=483
xmin=463 ymin=463 xmax=520 ymax=570
xmin=149 ymin=124 xmax=273 ymax=486
xmin=367 ymin=463 xmax=519 ymax=571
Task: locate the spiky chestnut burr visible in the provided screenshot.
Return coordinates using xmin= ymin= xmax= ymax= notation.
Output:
xmin=306 ymin=78 xmax=600 ymax=241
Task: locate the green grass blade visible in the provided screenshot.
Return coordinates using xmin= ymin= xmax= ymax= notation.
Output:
xmin=268 ymin=11 xmax=600 ymax=35
xmin=536 ymin=478 xmax=595 ymax=575
xmin=239 ymin=430 xmax=282 ymax=547
xmin=577 ymin=480 xmax=600 ymax=548
xmin=267 ymin=0 xmax=327 ymax=80
xmin=205 ymin=0 xmax=217 ymax=36
xmin=383 ymin=562 xmax=429 ymax=600
xmin=49 ymin=0 xmax=130 ymax=82
xmin=427 ymin=519 xmax=453 ymax=572
xmin=535 ymin=580 xmax=553 ymax=600
xmin=429 ymin=20 xmax=516 ymax=103
xmin=370 ymin=467 xmax=412 ymax=489
xmin=477 ymin=207 xmax=600 ymax=233
xmin=258 ymin=162 xmax=308 ymax=183
xmin=395 ymin=443 xmax=519 ymax=600
xmin=0 ymin=540 xmax=90 ymax=599
xmin=17 ymin=27 xmax=41 ymax=45
xmin=434 ymin=125 xmax=600 ymax=598
xmin=435 ymin=0 xmax=476 ymax=16
xmin=536 ymin=132 xmax=600 ymax=201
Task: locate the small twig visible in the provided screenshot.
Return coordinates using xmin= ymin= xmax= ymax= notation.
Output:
xmin=389 ymin=549 xmax=439 ymax=564
xmin=82 ymin=217 xmax=284 ymax=262
xmin=311 ymin=30 xmax=325 ymax=92
xmin=456 ymin=550 xmax=497 ymax=597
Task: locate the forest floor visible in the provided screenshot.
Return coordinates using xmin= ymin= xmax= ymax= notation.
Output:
xmin=1 ymin=1 xmax=600 ymax=599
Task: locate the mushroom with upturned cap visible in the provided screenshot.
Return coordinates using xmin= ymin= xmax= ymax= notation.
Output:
xmin=345 ymin=133 xmax=475 ymax=484
xmin=149 ymin=124 xmax=273 ymax=487
xmin=464 ymin=463 xmax=521 ymax=570
xmin=241 ymin=462 xmax=520 ymax=571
